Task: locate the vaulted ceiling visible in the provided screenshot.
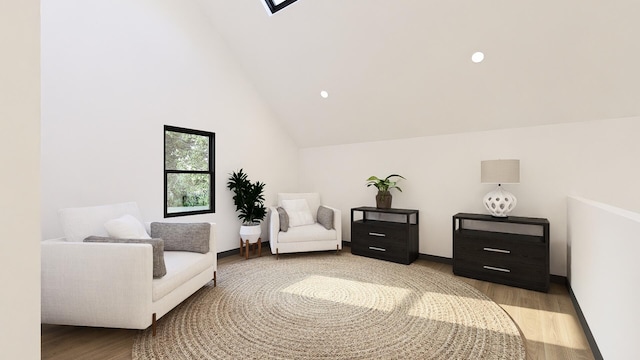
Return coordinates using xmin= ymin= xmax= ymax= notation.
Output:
xmin=199 ymin=0 xmax=640 ymax=147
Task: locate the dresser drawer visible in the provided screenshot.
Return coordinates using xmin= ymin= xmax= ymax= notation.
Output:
xmin=454 ymin=233 xmax=546 ymax=264
xmin=352 ymin=221 xmax=407 ymax=242
xmin=351 ymin=233 xmax=406 ymax=252
xmin=351 ymin=242 xmax=409 ymax=263
xmin=454 ymin=258 xmax=548 ymax=292
xmin=351 ymin=222 xmax=408 ymax=257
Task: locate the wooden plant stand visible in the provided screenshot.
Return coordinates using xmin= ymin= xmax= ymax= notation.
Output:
xmin=240 ymin=237 xmax=261 ymax=260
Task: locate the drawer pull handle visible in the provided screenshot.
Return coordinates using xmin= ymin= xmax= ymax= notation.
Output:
xmin=369 ymin=232 xmax=386 ymax=237
xmin=483 ymin=247 xmax=511 ymax=254
xmin=483 ymin=265 xmax=511 ymax=273
xmin=368 ymin=246 xmax=387 ymax=252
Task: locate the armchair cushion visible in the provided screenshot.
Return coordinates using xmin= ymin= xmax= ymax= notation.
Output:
xmin=83 ymin=236 xmax=167 ymax=278
xmin=317 ymin=206 xmax=334 ymax=230
xmin=282 ymin=199 xmax=314 ymax=227
xmin=276 ymin=207 xmax=289 ymax=232
xmin=150 ymin=222 xmax=210 ymax=254
xmin=278 ymin=193 xmax=321 ymax=222
xmin=104 ymin=214 xmax=151 ymax=239
xmin=277 ymin=223 xmax=338 ymax=243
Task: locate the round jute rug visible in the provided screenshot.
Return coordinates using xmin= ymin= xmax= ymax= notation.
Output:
xmin=133 ymin=252 xmax=525 ymax=360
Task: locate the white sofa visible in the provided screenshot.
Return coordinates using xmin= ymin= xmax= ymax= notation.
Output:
xmin=269 ymin=193 xmax=342 ymax=258
xmin=41 ymin=202 xmax=216 ymax=334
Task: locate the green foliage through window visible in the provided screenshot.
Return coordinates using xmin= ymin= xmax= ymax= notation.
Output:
xmin=164 ymin=126 xmax=215 ymax=217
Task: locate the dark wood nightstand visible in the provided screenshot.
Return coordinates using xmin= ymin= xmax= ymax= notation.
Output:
xmin=351 ymin=207 xmax=419 ymax=265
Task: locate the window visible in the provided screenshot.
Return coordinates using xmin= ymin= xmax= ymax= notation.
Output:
xmin=164 ymin=125 xmax=215 ymax=217
xmin=263 ymin=0 xmax=299 ymax=14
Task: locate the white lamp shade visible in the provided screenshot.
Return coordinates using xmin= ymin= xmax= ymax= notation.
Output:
xmin=481 ymin=159 xmax=520 ymax=184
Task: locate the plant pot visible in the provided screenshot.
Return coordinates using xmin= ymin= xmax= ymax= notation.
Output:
xmin=240 ymin=223 xmax=261 ymax=243
xmin=376 ymin=191 xmax=392 ymax=209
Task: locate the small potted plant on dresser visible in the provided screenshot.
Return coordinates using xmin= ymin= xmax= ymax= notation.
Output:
xmin=226 ymin=169 xmax=267 ymax=243
xmin=366 ymin=174 xmax=405 ymax=209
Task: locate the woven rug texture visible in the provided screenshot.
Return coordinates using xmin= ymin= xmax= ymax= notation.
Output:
xmin=133 ymin=252 xmax=525 ymax=360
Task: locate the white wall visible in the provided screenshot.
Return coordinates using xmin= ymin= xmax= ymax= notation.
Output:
xmin=567 ymin=196 xmax=639 ymax=359
xmin=41 ymin=0 xmax=299 ymax=252
xmin=39 ymin=1 xmax=640 ymax=273
xmin=299 ymin=117 xmax=640 ymax=276
xmin=0 ymin=1 xmax=41 ymax=358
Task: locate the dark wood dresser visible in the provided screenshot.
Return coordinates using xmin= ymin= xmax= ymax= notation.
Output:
xmin=453 ymin=213 xmax=550 ymax=292
xmin=351 ymin=207 xmax=419 ymax=265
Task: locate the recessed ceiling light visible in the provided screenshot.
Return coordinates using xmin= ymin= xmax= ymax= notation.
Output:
xmin=320 ymin=90 xmax=329 ymax=98
xmin=471 ymin=52 xmax=485 ymax=63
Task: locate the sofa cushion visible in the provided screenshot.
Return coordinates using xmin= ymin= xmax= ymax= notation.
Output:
xmin=278 ymin=223 xmax=338 ymax=243
xmin=282 ymin=199 xmax=315 ymax=228
xmin=150 ymin=222 xmax=210 ymax=254
xmin=59 ymin=202 xmax=145 ymax=242
xmin=277 ymin=207 xmax=289 ymax=232
xmin=152 ymin=251 xmax=215 ymax=302
xmin=83 ymin=236 xmax=166 ymax=278
xmin=104 ymin=214 xmax=151 ymax=239
xmin=317 ymin=206 xmax=334 ymax=230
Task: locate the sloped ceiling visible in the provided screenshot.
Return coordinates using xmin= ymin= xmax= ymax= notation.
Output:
xmin=198 ymin=0 xmax=640 ymax=147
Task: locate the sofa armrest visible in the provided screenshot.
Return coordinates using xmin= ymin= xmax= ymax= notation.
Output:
xmin=41 ymin=240 xmax=153 ymax=328
xmin=268 ymin=207 xmax=280 ymax=254
xmin=322 ymin=205 xmax=342 ymax=243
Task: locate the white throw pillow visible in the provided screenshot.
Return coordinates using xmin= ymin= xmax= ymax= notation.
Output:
xmin=281 ymin=199 xmax=315 ymax=228
xmin=104 ymin=214 xmax=151 ymax=239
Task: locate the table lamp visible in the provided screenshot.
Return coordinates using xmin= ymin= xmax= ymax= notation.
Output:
xmin=481 ymin=159 xmax=520 ymax=217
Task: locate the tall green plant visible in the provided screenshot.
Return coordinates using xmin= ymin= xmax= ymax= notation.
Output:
xmin=226 ymin=169 xmax=266 ymax=225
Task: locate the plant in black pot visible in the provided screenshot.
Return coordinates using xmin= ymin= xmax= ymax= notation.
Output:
xmin=366 ymin=174 xmax=405 ymax=209
xmin=227 ymin=169 xmax=266 ymax=243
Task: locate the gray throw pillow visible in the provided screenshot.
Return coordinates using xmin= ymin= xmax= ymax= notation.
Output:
xmin=83 ymin=236 xmax=167 ymax=278
xmin=317 ymin=206 xmax=334 ymax=230
xmin=150 ymin=222 xmax=210 ymax=254
xmin=277 ymin=207 xmax=289 ymax=232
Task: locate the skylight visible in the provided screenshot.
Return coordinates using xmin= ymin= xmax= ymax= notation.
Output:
xmin=263 ymin=0 xmax=299 ymax=15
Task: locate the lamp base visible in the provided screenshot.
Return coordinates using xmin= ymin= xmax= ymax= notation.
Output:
xmin=483 ymin=185 xmax=517 ymax=217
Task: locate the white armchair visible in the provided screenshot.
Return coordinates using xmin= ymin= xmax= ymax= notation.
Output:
xmin=269 ymin=193 xmax=342 ymax=258
xmin=41 ymin=202 xmax=216 ymax=335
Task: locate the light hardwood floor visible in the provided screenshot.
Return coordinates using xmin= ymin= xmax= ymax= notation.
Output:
xmin=41 ymin=254 xmax=595 ymax=360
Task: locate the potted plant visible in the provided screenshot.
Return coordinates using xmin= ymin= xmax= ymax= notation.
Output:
xmin=227 ymin=169 xmax=267 ymax=242
xmin=366 ymin=174 xmax=405 ymax=209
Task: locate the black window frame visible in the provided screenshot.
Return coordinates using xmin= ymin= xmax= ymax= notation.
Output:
xmin=164 ymin=125 xmax=215 ymax=218
xmin=264 ymin=0 xmax=299 ymax=14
